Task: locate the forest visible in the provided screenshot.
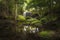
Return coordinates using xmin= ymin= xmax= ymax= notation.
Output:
xmin=0 ymin=0 xmax=60 ymax=40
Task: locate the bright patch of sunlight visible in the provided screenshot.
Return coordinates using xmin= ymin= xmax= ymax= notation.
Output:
xmin=26 ymin=0 xmax=32 ymax=3
xmin=23 ymin=3 xmax=27 ymax=11
xmin=23 ymin=0 xmax=32 ymax=11
xmin=23 ymin=26 xmax=39 ymax=33
xmin=41 ymin=7 xmax=44 ymax=10
xmin=24 ymin=27 xmax=26 ymax=31
xmin=29 ymin=8 xmax=36 ymax=12
xmin=24 ymin=26 xmax=29 ymax=28
xmin=29 ymin=27 xmax=39 ymax=33
xmin=53 ymin=1 xmax=56 ymax=4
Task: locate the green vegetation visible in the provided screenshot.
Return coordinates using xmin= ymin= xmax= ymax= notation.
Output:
xmin=38 ymin=31 xmax=55 ymax=37
xmin=0 ymin=0 xmax=60 ymax=40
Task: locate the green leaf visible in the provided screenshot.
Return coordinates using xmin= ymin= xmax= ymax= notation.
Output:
xmin=38 ymin=31 xmax=55 ymax=37
xmin=17 ymin=15 xmax=26 ymax=21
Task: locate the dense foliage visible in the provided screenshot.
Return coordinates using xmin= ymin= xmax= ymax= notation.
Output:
xmin=0 ymin=0 xmax=60 ymax=40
